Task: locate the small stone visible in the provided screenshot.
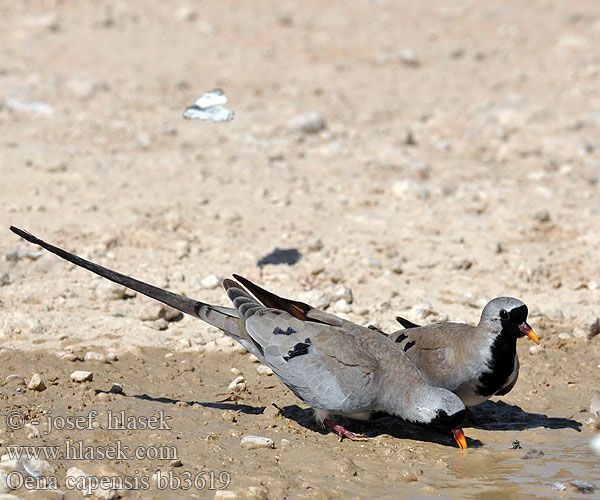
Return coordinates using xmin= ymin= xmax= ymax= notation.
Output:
xmin=307 ymin=239 xmax=323 ymax=252
xmin=200 ymin=274 xmax=222 ymax=290
xmin=170 ymin=458 xmax=183 ymax=467
xmin=150 ymin=318 xmax=169 ymax=330
xmin=297 ymin=290 xmax=330 ymax=310
xmin=256 ymin=365 xmax=273 ymax=376
xmin=214 ymin=491 xmax=240 ymax=500
xmin=97 ymin=282 xmax=127 ymax=300
xmin=230 ymin=367 xmax=242 ymax=375
xmin=228 ymin=375 xmax=246 ymax=391
xmin=240 ymin=435 xmax=275 ymax=449
xmin=399 ymin=49 xmax=420 ymax=67
xmin=59 ymin=352 xmax=78 ymax=361
xmin=139 ymin=302 xmax=181 ymax=322
xmin=557 ymin=333 xmax=572 ymax=340
xmin=84 ymin=351 xmax=112 ymax=363
xmin=5 ymin=374 xmax=25 ymax=386
xmin=547 ymin=482 xmax=567 ymax=491
xmin=175 ymin=5 xmax=197 ymax=22
xmin=333 ymin=299 xmax=352 ymax=313
xmin=248 ymin=353 xmax=260 ymax=363
xmin=262 ymin=403 xmax=282 ymax=419
xmin=70 ymin=370 xmax=93 ymax=383
xmin=534 ymin=210 xmax=551 ymax=223
xmin=529 ymin=345 xmax=545 ymax=355
xmin=288 ymin=112 xmax=326 ymax=134
xmin=411 ymin=303 xmax=434 ymax=320
xmin=27 ymin=373 xmax=46 ymax=392
xmin=362 ymin=256 xmax=381 ymax=268
xmin=570 ymin=480 xmax=597 ymax=494
xmin=0 ymin=274 xmax=9 ymax=287
xmin=67 ymin=76 xmax=108 ymax=100
xmin=573 ymin=312 xmax=600 ymax=339
xmin=176 ymin=240 xmax=191 ymax=258
xmin=243 ymin=486 xmax=268 ymax=500
xmin=109 ymin=383 xmax=123 ymax=394
xmin=96 ymin=392 xmax=110 ymax=402
xmin=37 ymin=13 xmax=61 ymax=31
xmin=330 ymin=284 xmax=352 ymax=303
xmin=135 ymin=132 xmax=152 ymax=150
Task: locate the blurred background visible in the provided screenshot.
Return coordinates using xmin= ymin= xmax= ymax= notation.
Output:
xmin=1 ymin=0 xmax=599 ymax=348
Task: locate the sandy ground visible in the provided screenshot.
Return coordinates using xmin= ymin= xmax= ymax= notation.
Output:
xmin=1 ymin=0 xmax=600 ymax=498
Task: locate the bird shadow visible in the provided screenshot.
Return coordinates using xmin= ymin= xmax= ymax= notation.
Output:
xmin=257 ymin=247 xmax=302 ymax=267
xmin=128 ymin=392 xmax=265 ymax=415
xmin=467 ymin=400 xmax=582 ymax=432
xmin=280 ymin=405 xmax=480 ymax=449
xmin=123 ymin=392 xmax=473 ymax=448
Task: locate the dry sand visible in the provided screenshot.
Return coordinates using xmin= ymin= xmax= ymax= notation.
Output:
xmin=1 ymin=1 xmax=599 ymax=498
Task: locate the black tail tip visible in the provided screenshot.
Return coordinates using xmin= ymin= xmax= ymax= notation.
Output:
xmin=10 ymin=226 xmax=31 ymax=239
xmin=222 ymin=278 xmax=240 ymax=291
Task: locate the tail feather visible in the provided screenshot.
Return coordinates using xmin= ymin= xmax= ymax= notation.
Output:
xmin=8 ymin=226 xmax=266 ymax=358
xmin=223 ymin=279 xmax=263 ymax=320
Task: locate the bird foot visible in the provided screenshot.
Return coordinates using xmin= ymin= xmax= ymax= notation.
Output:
xmin=323 ymin=418 xmax=368 ymax=441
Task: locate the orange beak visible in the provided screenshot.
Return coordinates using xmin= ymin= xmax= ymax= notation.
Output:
xmin=452 ymin=427 xmax=467 ymax=449
xmin=519 ymin=322 xmax=539 ymax=345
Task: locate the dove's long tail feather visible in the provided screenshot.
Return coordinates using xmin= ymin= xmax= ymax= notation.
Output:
xmin=9 ymin=226 xmax=263 ymax=358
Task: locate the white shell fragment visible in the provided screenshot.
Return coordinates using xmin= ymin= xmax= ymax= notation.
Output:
xmin=240 ymin=435 xmax=275 ymax=449
xmin=183 ymin=89 xmax=234 ymax=122
xmin=70 ymin=370 xmax=93 ymax=382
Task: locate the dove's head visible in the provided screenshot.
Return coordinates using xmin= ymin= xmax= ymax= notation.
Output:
xmin=479 ymin=297 xmax=539 ymax=345
xmin=407 ymin=386 xmax=467 ymax=449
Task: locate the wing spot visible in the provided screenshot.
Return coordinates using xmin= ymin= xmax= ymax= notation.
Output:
xmin=273 ymin=326 xmax=296 ymax=335
xmin=395 ymin=333 xmax=408 ymax=343
xmin=283 ymin=338 xmax=312 ymax=361
xmin=404 ymin=340 xmax=416 ymax=351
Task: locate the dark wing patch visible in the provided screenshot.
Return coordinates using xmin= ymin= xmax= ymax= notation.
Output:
xmin=394 ymin=333 xmax=408 ymax=343
xmin=396 ymin=316 xmax=421 ymax=329
xmin=283 ymin=338 xmax=312 ymax=361
xmin=273 ymin=326 xmax=296 ymax=335
xmin=368 ymin=325 xmax=387 ymax=336
xmin=403 ymin=340 xmax=416 ymax=351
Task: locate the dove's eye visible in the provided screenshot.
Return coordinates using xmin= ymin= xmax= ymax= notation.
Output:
xmin=499 ymin=309 xmax=509 ymax=320
xmin=437 ymin=410 xmax=448 ymax=420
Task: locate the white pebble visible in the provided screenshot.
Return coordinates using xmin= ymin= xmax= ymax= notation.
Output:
xmin=333 ymin=299 xmax=352 ymax=313
xmin=240 ymin=436 xmax=275 ymax=449
xmin=228 ymin=375 xmax=246 ymax=391
xmin=200 ymin=274 xmax=222 ymax=290
xmin=27 ymin=373 xmax=46 ymax=392
xmin=256 ymin=365 xmax=273 ymax=376
xmin=70 ymin=371 xmax=93 ymax=383
xmin=97 ymin=282 xmax=127 ymax=300
xmin=84 ymin=352 xmax=112 ymax=363
xmin=297 ymin=290 xmax=330 ymax=309
xmin=529 ymin=345 xmax=545 ymax=355
xmin=288 ymin=112 xmax=326 ymax=134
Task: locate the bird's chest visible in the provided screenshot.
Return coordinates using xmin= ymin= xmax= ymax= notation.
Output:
xmin=475 ymin=337 xmax=517 ymax=398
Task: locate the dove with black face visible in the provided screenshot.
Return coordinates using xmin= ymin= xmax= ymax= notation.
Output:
xmin=9 ymin=227 xmax=468 ymax=449
xmin=389 ymin=297 xmax=539 ymax=407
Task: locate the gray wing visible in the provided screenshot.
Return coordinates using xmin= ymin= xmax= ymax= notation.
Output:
xmin=225 ymin=279 xmax=379 ymax=413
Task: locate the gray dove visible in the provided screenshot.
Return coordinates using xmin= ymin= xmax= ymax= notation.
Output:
xmin=388 ymin=298 xmax=539 ymax=407
xmin=10 ymin=227 xmax=468 ymax=449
